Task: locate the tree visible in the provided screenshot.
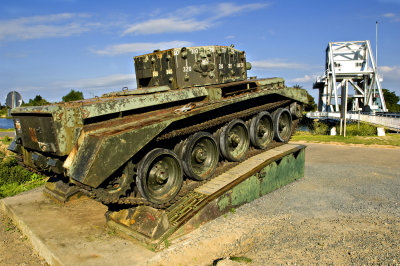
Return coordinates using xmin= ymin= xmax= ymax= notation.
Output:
xmin=22 ymin=95 xmax=50 ymax=106
xmin=62 ymin=89 xmax=84 ymax=102
xmin=383 ymin=89 xmax=400 ymax=112
xmin=293 ymin=84 xmax=317 ymax=111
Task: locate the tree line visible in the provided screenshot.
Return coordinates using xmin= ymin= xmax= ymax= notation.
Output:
xmin=21 ymin=89 xmax=84 ymax=107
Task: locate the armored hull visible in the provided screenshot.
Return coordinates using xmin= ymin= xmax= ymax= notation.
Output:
xmin=9 ymin=46 xmax=307 ymax=208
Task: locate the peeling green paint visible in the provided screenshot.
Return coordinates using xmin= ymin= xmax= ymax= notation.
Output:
xmin=67 ymin=120 xmax=172 ymax=188
xmin=260 ymin=161 xmax=278 ymax=195
xmin=218 ymin=149 xmax=305 ymax=212
xmin=218 ymin=193 xmax=230 ymax=211
xmin=230 ymin=175 xmax=260 ymax=206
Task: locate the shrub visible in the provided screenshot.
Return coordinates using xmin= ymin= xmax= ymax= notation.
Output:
xmin=0 ymin=158 xmax=31 ymax=186
xmin=0 ymin=156 xmax=46 ymax=198
xmin=298 ymin=117 xmax=314 ymax=130
xmin=346 ymin=122 xmax=377 ymax=136
xmin=311 ymin=120 xmax=329 ymax=135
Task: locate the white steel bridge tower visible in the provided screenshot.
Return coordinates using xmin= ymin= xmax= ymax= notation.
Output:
xmin=313 ymin=40 xmax=387 ymax=113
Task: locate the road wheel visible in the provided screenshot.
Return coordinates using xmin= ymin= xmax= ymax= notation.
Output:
xmin=218 ymin=119 xmax=249 ymax=162
xmin=136 ymin=148 xmax=183 ymax=204
xmin=176 ymin=132 xmax=219 ymax=181
xmin=273 ymin=108 xmax=292 ymax=142
xmin=249 ymin=111 xmax=274 ymax=149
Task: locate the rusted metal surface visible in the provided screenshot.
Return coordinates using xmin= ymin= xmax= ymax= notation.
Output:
xmin=135 ymin=46 xmax=247 ymax=90
xmin=64 ymin=82 xmax=303 ymax=189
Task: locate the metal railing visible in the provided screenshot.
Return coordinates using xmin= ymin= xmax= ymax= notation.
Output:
xmin=307 ymin=111 xmax=400 ymax=131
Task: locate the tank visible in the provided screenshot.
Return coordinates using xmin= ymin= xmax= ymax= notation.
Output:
xmin=8 ymin=45 xmax=308 ymax=208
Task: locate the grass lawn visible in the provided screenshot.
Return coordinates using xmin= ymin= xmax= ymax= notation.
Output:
xmin=292 ymin=131 xmax=400 ymax=146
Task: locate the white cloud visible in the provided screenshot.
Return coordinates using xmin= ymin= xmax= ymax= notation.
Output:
xmin=92 ymin=41 xmax=193 ymax=56
xmin=122 ymin=18 xmax=210 ymax=35
xmin=383 ymin=13 xmax=396 ymax=17
xmin=252 ymin=59 xmax=307 ymax=70
xmin=288 ymin=74 xmax=319 ymax=83
xmin=212 ymin=3 xmax=269 ymax=19
xmin=381 ymin=12 xmax=400 ymax=21
xmin=0 ymin=13 xmax=94 ymax=40
xmin=122 ymin=2 xmax=269 ymax=35
xmin=379 ymin=65 xmax=400 ymax=80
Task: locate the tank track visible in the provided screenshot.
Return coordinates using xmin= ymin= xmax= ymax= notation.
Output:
xmin=156 ymin=99 xmax=291 ymax=141
xmin=77 ymin=100 xmax=300 ymax=209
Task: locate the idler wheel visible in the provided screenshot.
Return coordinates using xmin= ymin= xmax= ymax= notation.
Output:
xmin=290 ymin=102 xmax=303 ymax=118
xmin=176 ymin=132 xmax=219 ymax=181
xmin=273 ymin=108 xmax=293 ymax=142
xmin=218 ymin=119 xmax=250 ymax=162
xmin=249 ymin=111 xmax=274 ymax=149
xmin=136 ymin=148 xmax=183 ymax=204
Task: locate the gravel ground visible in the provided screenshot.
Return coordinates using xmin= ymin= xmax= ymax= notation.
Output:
xmin=1 ymin=142 xmax=399 ymax=265
xmin=0 ymin=213 xmax=47 ymax=265
xmin=235 ymin=142 xmax=400 ymax=265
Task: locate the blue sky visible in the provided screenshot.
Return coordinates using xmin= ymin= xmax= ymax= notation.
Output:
xmin=1 ymin=0 xmax=399 ymax=104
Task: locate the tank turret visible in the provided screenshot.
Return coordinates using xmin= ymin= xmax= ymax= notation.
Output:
xmin=135 ymin=46 xmax=250 ymax=90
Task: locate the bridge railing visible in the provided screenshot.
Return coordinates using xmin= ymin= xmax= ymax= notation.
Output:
xmin=307 ymin=112 xmax=400 ymax=131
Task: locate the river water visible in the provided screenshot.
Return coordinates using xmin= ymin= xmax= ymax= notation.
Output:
xmin=0 ymin=118 xmax=14 ymax=129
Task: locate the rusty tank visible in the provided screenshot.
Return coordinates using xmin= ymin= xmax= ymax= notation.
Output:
xmin=8 ymin=45 xmax=308 ymax=208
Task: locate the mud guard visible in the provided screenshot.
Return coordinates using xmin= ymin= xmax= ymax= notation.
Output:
xmin=64 ymin=120 xmax=172 ymax=188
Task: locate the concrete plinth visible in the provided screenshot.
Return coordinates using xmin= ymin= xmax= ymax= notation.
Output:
xmin=0 ymin=188 xmax=154 ymax=265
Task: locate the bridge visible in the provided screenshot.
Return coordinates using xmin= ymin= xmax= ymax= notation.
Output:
xmin=307 ymin=111 xmax=400 ymax=132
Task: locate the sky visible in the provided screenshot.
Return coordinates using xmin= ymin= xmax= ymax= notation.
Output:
xmin=0 ymin=0 xmax=399 ymax=104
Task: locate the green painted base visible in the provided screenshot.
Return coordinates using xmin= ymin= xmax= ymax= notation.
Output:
xmin=219 ymin=148 xmax=305 ymax=210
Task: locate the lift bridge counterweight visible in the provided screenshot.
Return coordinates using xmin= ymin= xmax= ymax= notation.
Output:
xmin=313 ymin=40 xmax=387 ymax=113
